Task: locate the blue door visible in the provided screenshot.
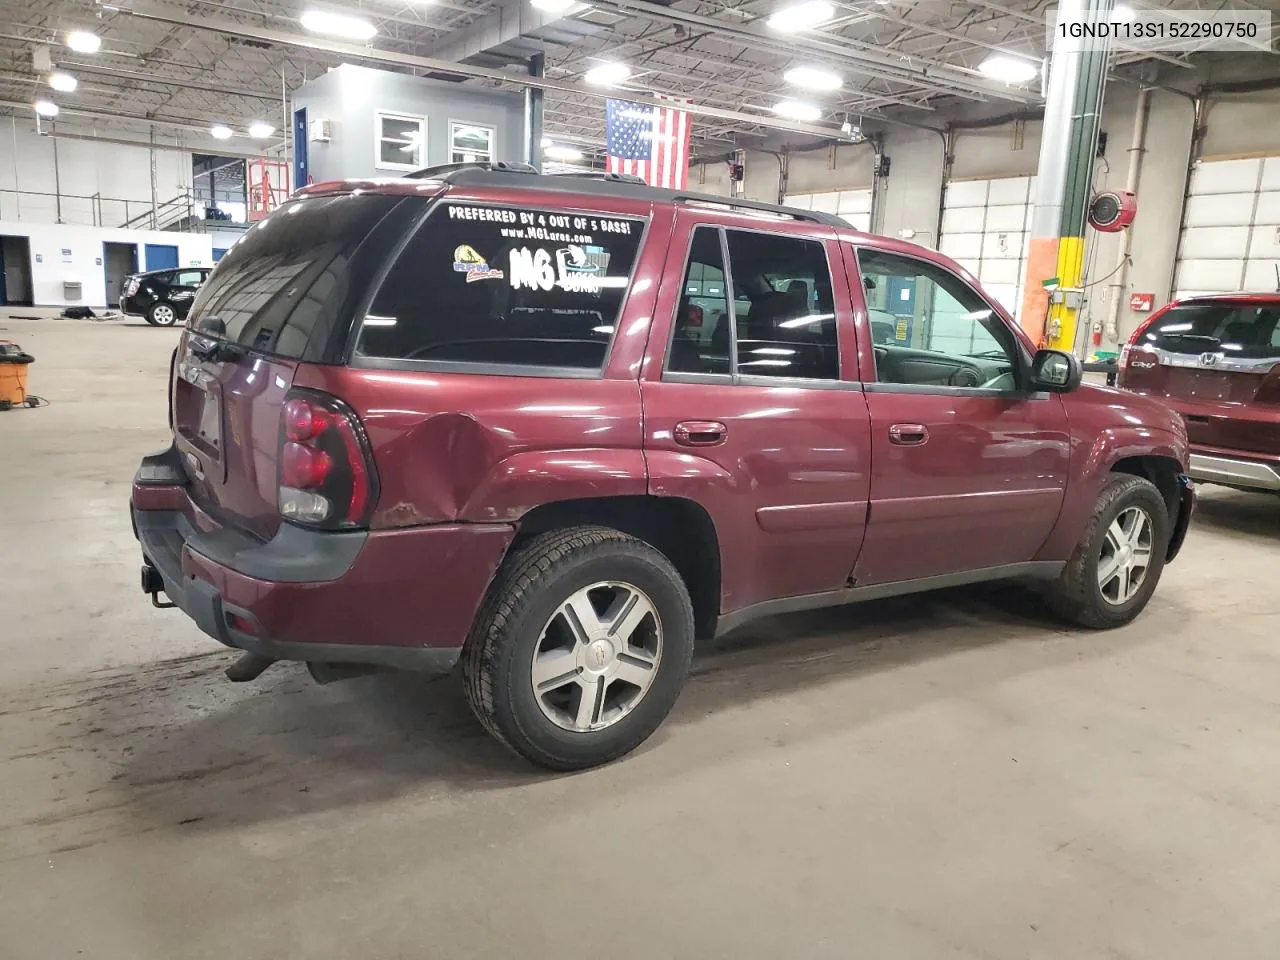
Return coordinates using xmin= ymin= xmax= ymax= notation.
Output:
xmin=293 ymin=107 xmax=308 ymax=191
xmin=145 ymin=244 xmax=179 ymax=271
xmin=212 ymin=247 xmax=228 ymax=262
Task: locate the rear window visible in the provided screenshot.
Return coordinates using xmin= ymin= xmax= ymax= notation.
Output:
xmin=355 ymin=201 xmax=646 ymax=374
xmin=187 ymin=193 xmax=403 ymax=358
xmin=1142 ymin=302 xmax=1280 ymax=359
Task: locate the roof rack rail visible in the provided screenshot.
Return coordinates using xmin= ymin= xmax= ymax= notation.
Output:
xmin=411 ymin=165 xmax=849 ymax=228
xmin=673 ymin=195 xmax=846 ymax=228
xmin=550 ymin=171 xmax=648 ymax=186
xmin=405 ymin=160 xmax=538 ymax=180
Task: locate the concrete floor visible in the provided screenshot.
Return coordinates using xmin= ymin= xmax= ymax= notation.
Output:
xmin=3 ymin=316 xmax=1280 ymax=959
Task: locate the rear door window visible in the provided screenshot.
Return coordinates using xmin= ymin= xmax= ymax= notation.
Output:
xmin=355 ymin=202 xmax=646 ymax=375
xmin=186 ymin=193 xmax=405 ymax=358
xmin=1139 ymin=303 xmax=1280 ymax=359
xmin=665 ymin=226 xmax=840 ymax=381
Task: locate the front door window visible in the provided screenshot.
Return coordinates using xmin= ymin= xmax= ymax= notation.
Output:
xmin=856 ymin=248 xmax=1020 ymax=392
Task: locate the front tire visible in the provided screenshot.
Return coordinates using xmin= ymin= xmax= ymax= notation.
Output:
xmin=462 ymin=526 xmax=695 ymax=771
xmin=146 ymin=302 xmax=178 ymax=326
xmin=1045 ymin=473 xmax=1170 ymax=629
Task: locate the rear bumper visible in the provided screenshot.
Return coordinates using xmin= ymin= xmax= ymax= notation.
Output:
xmin=1188 ymin=451 xmax=1280 ymax=492
xmin=132 ymin=446 xmax=515 ymax=670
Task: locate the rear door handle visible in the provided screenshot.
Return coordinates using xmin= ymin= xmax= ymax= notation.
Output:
xmin=888 ymin=423 xmax=929 ymax=445
xmin=674 ymin=420 xmax=727 ymax=446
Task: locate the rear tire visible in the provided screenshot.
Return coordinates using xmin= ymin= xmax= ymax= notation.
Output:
xmin=1044 ymin=473 xmax=1170 ymax=629
xmin=462 ymin=526 xmax=695 ymax=771
xmin=146 ymin=302 xmax=178 ymax=327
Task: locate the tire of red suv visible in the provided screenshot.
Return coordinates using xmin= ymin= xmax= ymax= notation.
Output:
xmin=462 ymin=526 xmax=695 ymax=771
xmin=1044 ymin=473 xmax=1170 ymax=629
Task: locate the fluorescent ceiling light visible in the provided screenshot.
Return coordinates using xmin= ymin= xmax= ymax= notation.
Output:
xmin=48 ymin=71 xmax=77 ymax=93
xmin=783 ymin=65 xmax=842 ymax=91
xmin=771 ymin=100 xmax=822 ymax=123
xmin=1112 ymin=5 xmax=1136 ymax=23
xmin=584 ymin=62 xmax=631 ymax=86
xmin=977 ymin=54 xmax=1039 ymax=84
xmin=544 ymin=144 xmax=583 ymax=161
xmin=767 ymin=1 xmax=834 ymax=33
xmin=33 ymin=100 xmax=59 ymax=118
xmin=65 ymin=30 xmax=101 ymax=54
xmin=248 ymin=121 xmax=275 ymax=138
xmin=531 ymin=0 xmax=576 ymax=11
xmin=300 ymin=10 xmax=377 ymax=41
xmin=210 ymin=124 xmax=233 ymax=140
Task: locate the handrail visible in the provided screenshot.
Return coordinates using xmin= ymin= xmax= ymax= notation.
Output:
xmin=0 ymin=186 xmax=247 ymax=232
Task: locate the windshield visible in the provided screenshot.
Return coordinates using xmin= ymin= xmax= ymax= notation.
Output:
xmin=1141 ymin=303 xmax=1280 ymax=359
xmin=187 ymin=193 xmax=404 ymax=358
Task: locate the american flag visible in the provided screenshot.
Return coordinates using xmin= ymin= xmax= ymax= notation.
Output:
xmin=605 ymin=98 xmax=691 ymax=190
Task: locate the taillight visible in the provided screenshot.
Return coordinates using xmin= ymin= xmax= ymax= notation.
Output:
xmin=1118 ymin=306 xmax=1167 ymax=382
xmin=277 ymin=391 xmax=377 ymax=529
xmin=125 ymin=277 xmax=140 ymax=297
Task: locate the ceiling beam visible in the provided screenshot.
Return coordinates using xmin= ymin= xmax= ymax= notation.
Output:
xmin=583 ymin=0 xmax=1037 ymax=102
xmin=115 ymin=2 xmax=865 ymax=141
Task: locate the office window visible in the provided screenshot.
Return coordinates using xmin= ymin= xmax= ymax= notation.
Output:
xmin=376 ymin=112 xmax=425 ymax=170
xmin=450 ymin=122 xmax=495 ymax=164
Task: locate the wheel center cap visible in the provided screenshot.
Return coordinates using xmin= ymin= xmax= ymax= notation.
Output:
xmin=583 ymin=638 xmax=616 ymax=674
xmin=1117 ymin=545 xmax=1132 ymax=565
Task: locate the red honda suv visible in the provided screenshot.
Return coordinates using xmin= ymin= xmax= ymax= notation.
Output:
xmin=132 ymin=164 xmax=1194 ymax=769
xmin=1118 ymin=293 xmax=1280 ymax=494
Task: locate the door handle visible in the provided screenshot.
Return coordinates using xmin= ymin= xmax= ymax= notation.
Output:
xmin=674 ymin=420 xmax=727 ymax=447
xmin=888 ymin=423 xmax=929 ymax=445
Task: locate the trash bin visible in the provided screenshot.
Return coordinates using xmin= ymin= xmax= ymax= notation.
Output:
xmin=0 ymin=342 xmax=35 ymax=409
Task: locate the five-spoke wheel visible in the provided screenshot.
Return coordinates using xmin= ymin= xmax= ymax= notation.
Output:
xmin=531 ymin=582 xmax=663 ymax=732
xmin=463 ymin=527 xmax=694 ymax=771
xmin=1096 ymin=506 xmax=1154 ymax=605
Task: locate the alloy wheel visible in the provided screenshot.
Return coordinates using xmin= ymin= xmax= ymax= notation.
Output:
xmin=530 ymin=581 xmax=663 ymax=732
xmin=1097 ymin=505 xmax=1154 ymax=605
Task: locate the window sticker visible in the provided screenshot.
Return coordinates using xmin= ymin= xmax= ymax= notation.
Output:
xmin=509 ymin=244 xmax=621 ymax=294
xmin=452 ymin=244 xmax=505 ymax=283
xmin=446 ymin=204 xmax=636 ymax=245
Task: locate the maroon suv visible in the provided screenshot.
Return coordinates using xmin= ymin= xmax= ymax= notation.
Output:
xmin=1118 ymin=293 xmax=1280 ymax=493
xmin=132 ymin=164 xmax=1194 ymax=769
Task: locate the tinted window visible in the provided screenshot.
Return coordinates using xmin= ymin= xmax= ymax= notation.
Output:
xmin=357 ymin=202 xmax=646 ymax=372
xmin=187 ymin=193 xmax=402 ymax=358
xmin=727 ymin=230 xmax=838 ymax=380
xmin=856 ymin=248 xmax=1019 ymax=390
xmin=668 ymin=228 xmax=730 ymax=375
xmin=150 ymin=272 xmax=176 ymax=285
xmin=1140 ymin=303 xmax=1280 ymax=359
xmin=175 ymin=270 xmax=205 ymax=286
xmin=664 ymin=227 xmax=839 ymax=381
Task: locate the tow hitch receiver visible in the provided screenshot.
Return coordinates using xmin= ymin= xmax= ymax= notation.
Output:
xmin=141 ymin=563 xmax=175 ymax=609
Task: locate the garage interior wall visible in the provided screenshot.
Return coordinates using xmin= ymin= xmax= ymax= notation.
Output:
xmin=0 ymin=118 xmax=197 ymax=226
xmin=695 ymin=67 xmax=1280 ymax=348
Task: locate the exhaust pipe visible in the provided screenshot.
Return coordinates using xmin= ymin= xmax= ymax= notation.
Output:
xmin=225 ymin=653 xmax=276 ymax=682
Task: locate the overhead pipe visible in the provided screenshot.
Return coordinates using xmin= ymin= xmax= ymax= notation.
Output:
xmin=1102 ymin=85 xmax=1150 ymax=343
xmin=585 ymin=0 xmax=1036 ymax=103
xmin=112 ymin=3 xmax=863 ymax=143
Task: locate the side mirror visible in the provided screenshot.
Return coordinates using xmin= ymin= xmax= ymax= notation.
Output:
xmin=1029 ymin=348 xmax=1082 ymax=393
